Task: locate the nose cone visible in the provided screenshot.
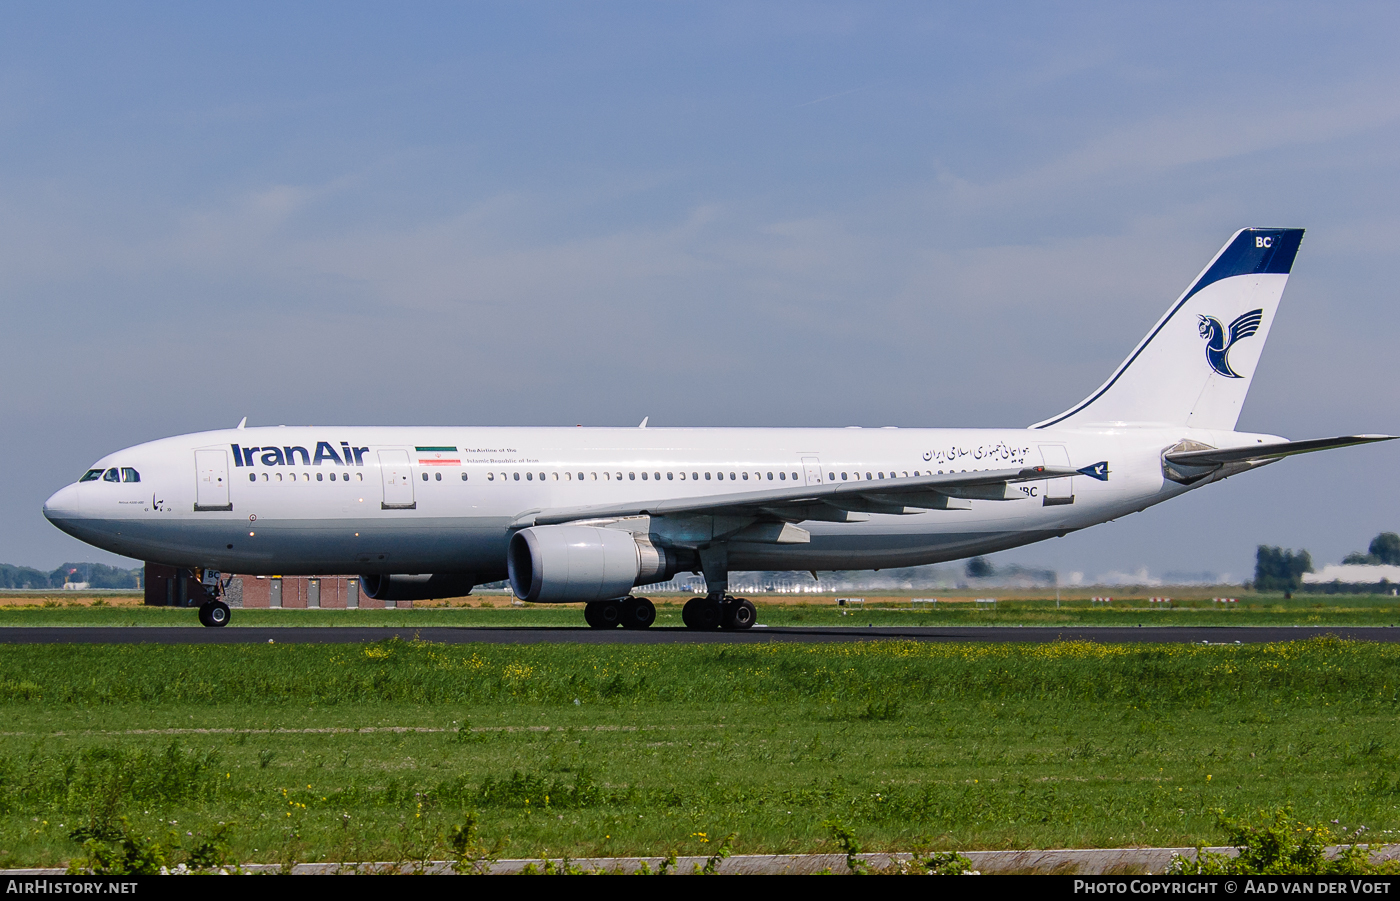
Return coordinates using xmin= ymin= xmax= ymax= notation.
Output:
xmin=43 ymin=483 xmax=83 ymax=531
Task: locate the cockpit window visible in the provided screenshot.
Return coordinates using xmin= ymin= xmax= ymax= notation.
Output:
xmin=80 ymin=469 xmax=104 ymax=482
xmin=103 ymin=468 xmax=120 ymax=483
xmin=121 ymin=468 xmax=140 ymax=483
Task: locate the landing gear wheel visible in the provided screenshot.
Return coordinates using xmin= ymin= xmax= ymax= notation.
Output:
xmin=198 ymin=600 xmax=231 ymax=628
xmin=620 ymin=597 xmax=656 ymax=629
xmin=682 ymin=597 xmax=723 ymax=630
xmin=724 ymin=598 xmax=757 ymax=630
xmin=584 ymin=600 xmax=622 ymax=629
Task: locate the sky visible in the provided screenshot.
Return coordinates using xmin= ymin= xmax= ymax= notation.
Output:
xmin=2 ymin=3 xmax=1398 ymax=582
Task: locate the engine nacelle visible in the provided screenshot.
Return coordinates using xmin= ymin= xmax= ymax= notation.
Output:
xmin=508 ymin=525 xmax=681 ymax=603
xmin=359 ymin=573 xmax=476 ymax=602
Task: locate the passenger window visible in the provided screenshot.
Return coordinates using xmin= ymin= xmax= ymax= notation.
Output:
xmin=318 ymin=473 xmax=324 ymax=482
xmin=590 ymin=473 xmax=596 ymax=480
xmin=276 ymin=473 xmax=282 ymax=482
xmin=552 ymin=473 xmax=558 ymax=480
xmin=792 ymin=472 xmax=798 ymax=480
xmin=304 ymin=473 xmax=310 ymax=481
xmin=526 ymin=472 xmax=533 ymax=481
xmin=767 ymin=472 xmax=773 ymax=480
xmin=421 ymin=473 xmax=428 ymax=482
xmin=878 ymin=473 xmax=884 ymax=479
xmin=80 ymin=469 xmax=104 ymax=482
xmin=667 ymin=472 xmax=673 ymax=480
xmin=705 ymin=472 xmax=711 ymax=480
xmin=692 ymin=472 xmax=698 ymax=480
xmin=514 ymin=473 xmax=520 ymax=481
xmin=866 ymin=472 xmax=872 ymax=480
xmin=630 ymin=472 xmax=637 ymax=480
xmin=640 ymin=472 xmax=646 ymax=480
xmin=262 ymin=473 xmax=269 ymax=481
xmin=616 ymin=473 xmax=622 ymax=480
xmin=488 ymin=472 xmax=495 ymax=481
xmin=654 ymin=472 xmax=660 ymax=480
xmin=605 ymin=472 xmax=611 ymax=480
xmin=121 ymin=468 xmax=140 ymax=483
xmin=461 ymin=472 xmax=468 ymax=481
xmin=330 ymin=473 xmax=337 ymax=481
xmin=359 ymin=473 xmax=365 ymax=481
xmin=742 ymin=472 xmax=748 ymax=480
xmin=779 ymin=472 xmax=786 ymax=480
xmin=435 ymin=472 xmax=442 ymax=481
xmin=729 ymin=473 xmax=736 ymax=480
xmin=249 ymin=473 xmax=256 ymax=482
xmin=539 ymin=472 xmax=545 ymax=481
xmin=104 ymin=468 xmax=120 ymax=482
xmin=842 ymin=472 xmax=847 ymax=480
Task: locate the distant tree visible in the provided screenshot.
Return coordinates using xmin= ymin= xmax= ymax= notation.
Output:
xmin=1254 ymin=546 xmax=1313 ymax=594
xmin=965 ymin=556 xmax=994 ymax=579
xmin=1338 ymin=532 xmax=1400 ymax=566
xmin=1369 ymin=532 xmax=1400 ymax=566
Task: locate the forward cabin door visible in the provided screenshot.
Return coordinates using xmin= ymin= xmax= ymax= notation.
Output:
xmin=378 ymin=450 xmax=416 ymax=509
xmin=802 ymin=457 xmax=824 ymax=486
xmin=1038 ymin=444 xmax=1074 ymax=506
xmin=194 ymin=450 xmax=232 ymax=511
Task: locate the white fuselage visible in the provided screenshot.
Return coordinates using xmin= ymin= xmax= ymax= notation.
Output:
xmin=42 ymin=423 xmax=1274 ymax=588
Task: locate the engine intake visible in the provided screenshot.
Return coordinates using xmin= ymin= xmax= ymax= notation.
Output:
xmin=508 ymin=525 xmax=681 ymax=603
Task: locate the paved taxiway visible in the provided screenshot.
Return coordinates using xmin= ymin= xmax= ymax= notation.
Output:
xmin=0 ymin=625 xmax=1395 ymax=644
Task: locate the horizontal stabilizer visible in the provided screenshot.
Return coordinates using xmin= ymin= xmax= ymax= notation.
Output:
xmin=1163 ymin=435 xmax=1396 ymax=467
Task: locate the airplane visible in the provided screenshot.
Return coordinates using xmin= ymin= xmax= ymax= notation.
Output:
xmin=42 ymin=228 xmax=1393 ymax=629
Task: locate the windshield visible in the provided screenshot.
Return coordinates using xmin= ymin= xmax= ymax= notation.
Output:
xmin=79 ymin=469 xmax=104 ymax=482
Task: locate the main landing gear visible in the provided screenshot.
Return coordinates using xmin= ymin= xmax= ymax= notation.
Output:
xmin=681 ymin=595 xmax=756 ymax=631
xmin=584 ymin=596 xmax=657 ymax=630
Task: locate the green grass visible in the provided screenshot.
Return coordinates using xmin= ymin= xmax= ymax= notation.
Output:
xmin=0 ymin=637 xmax=1398 ymax=867
xmin=1 ymin=592 xmax=1400 ymax=628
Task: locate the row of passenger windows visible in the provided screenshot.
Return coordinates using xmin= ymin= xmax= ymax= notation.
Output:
xmin=81 ymin=468 xmax=140 ymax=483
xmin=474 ymin=469 xmax=941 ymax=483
xmin=239 ymin=468 xmax=956 ymax=485
xmin=248 ymin=472 xmax=365 ymax=482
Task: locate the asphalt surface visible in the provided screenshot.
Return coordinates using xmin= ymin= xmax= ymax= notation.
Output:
xmin=0 ymin=625 xmax=1395 ymax=645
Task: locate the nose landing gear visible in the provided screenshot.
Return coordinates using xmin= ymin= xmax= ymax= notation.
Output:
xmin=196 ymin=568 xmax=232 ymax=628
xmin=198 ymin=600 xmax=231 ymax=627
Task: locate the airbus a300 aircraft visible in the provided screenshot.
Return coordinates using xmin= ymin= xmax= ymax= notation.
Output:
xmin=43 ymin=228 xmax=1392 ymax=629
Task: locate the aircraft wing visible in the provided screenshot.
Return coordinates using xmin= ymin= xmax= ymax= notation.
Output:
xmin=1162 ymin=435 xmax=1396 ymax=467
xmin=521 ymin=465 xmax=1081 ymax=528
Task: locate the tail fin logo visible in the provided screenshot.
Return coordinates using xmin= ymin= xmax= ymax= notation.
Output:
xmin=1197 ymin=309 xmax=1263 ymax=378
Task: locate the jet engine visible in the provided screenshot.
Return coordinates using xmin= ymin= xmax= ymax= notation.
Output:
xmin=507 ymin=525 xmax=683 ymax=603
xmin=359 ymin=573 xmax=476 ymax=602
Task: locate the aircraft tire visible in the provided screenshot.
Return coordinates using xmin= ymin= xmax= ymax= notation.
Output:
xmin=199 ymin=600 xmax=231 ymax=628
xmin=724 ymin=598 xmax=757 ymax=630
xmin=584 ymin=600 xmax=622 ymax=629
xmin=620 ymin=596 xmax=656 ymax=629
xmin=683 ymin=598 xmax=723 ymax=631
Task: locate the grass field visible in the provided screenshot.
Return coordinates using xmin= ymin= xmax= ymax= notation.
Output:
xmin=0 ymin=636 xmax=1397 ymax=868
xmin=1 ymin=591 xmax=1399 ymax=628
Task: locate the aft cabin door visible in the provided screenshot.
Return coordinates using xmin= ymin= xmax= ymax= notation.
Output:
xmin=194 ymin=450 xmax=232 ymax=511
xmin=1038 ymin=445 xmax=1074 ymax=506
xmin=378 ymin=450 xmax=416 ymax=510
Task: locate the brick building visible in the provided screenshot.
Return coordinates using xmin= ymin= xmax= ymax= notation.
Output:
xmin=143 ymin=563 xmax=410 ymax=608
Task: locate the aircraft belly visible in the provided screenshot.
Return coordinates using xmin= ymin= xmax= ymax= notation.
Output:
xmin=67 ymin=516 xmax=510 ymax=576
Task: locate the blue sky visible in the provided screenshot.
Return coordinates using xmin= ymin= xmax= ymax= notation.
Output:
xmin=4 ymin=3 xmax=1399 ymax=579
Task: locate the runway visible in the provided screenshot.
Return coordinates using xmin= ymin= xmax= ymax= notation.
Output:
xmin=0 ymin=625 xmax=1395 ymax=645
